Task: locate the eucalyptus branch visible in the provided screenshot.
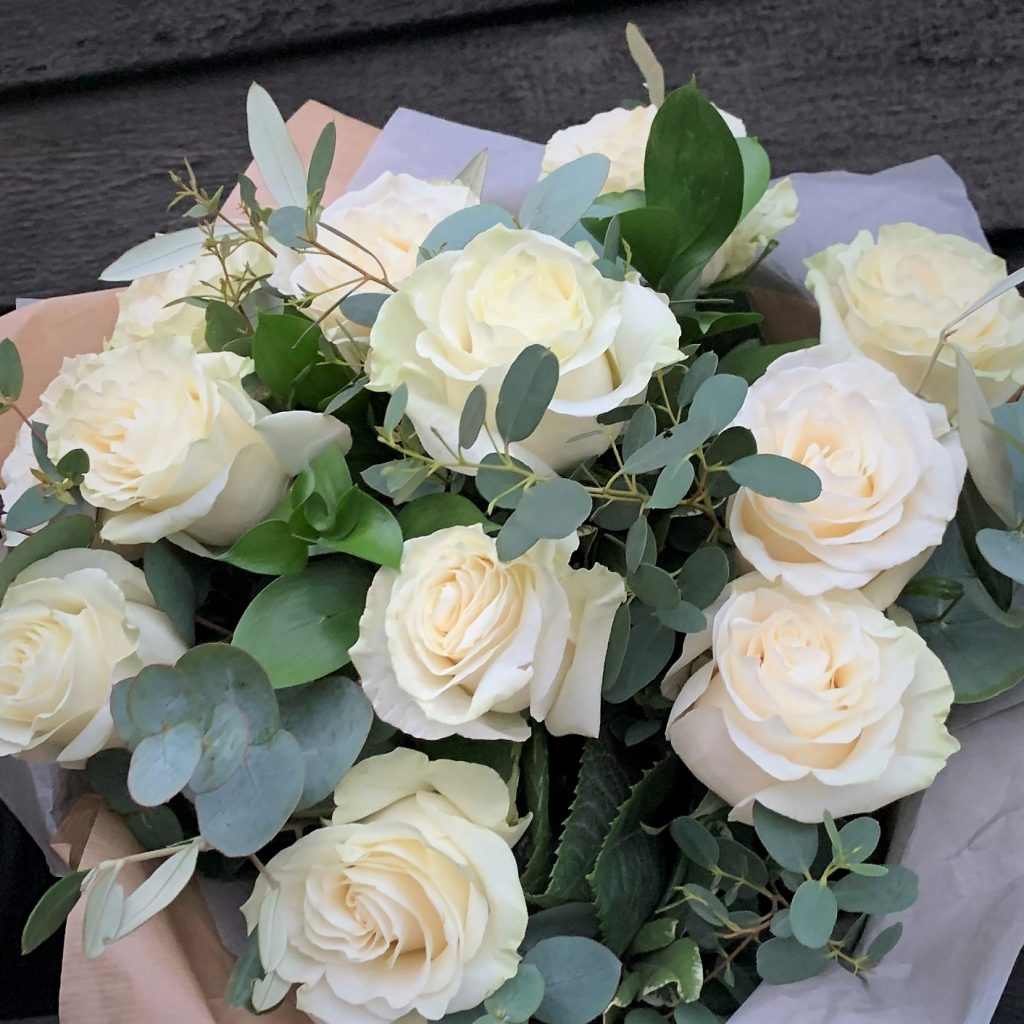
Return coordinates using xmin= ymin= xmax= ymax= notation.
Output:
xmin=300 ymin=237 xmax=397 ymax=293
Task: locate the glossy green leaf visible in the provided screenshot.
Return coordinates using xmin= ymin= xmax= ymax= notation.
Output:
xmin=718 ymin=339 xmax=817 ymax=384
xmin=592 ymin=757 xmax=679 ymax=954
xmin=397 ymin=492 xmax=491 ymax=539
xmin=636 ymin=938 xmax=702 ymax=1002
xmin=221 ymin=519 xmax=308 ymax=575
xmin=736 ymin=137 xmax=771 ymax=219
xmin=233 ymin=558 xmax=374 ymax=688
xmin=21 ymin=870 xmax=88 ymax=954
xmin=144 ymin=541 xmax=197 ymax=645
xmin=251 ymin=311 xmax=322 ymax=400
xmin=227 ymin=928 xmax=265 ymax=1009
xmin=319 ymin=488 xmax=403 ymax=568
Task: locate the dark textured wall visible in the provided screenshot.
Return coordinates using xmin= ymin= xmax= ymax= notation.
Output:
xmin=1 ymin=2 xmax=1024 ymax=1020
xmin=1 ymin=0 xmax=1023 ymax=305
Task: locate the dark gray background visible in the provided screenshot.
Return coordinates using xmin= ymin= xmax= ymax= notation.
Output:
xmin=1 ymin=1 xmax=1023 ymax=1020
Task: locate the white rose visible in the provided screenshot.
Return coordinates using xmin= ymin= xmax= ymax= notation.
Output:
xmin=806 ymin=223 xmax=1024 ymax=413
xmin=366 ymin=224 xmax=683 ymax=474
xmin=350 ymin=525 xmax=626 ymax=741
xmin=665 ymin=574 xmax=959 ymax=823
xmin=0 ymin=549 xmax=186 ymax=764
xmin=729 ymin=346 xmax=966 ymax=601
xmin=700 ymin=178 xmax=799 ymax=285
xmin=41 ymin=336 xmax=350 ymax=548
xmin=541 ymin=103 xmax=746 ymax=195
xmin=241 ymin=748 xmax=528 ymax=1024
xmin=271 ymin=172 xmax=478 ymax=347
xmin=108 ymin=240 xmax=273 ymax=351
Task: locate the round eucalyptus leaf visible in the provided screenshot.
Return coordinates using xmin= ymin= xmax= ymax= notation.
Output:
xmin=524 ymin=936 xmax=621 ymax=1024
xmin=688 ymin=374 xmax=748 ymax=435
xmin=669 ymin=817 xmax=719 ymax=869
xmin=830 ymin=864 xmax=918 ymax=915
xmin=976 ymin=527 xmax=1024 ymax=583
xmin=496 ymin=478 xmax=592 ymax=561
xmin=176 ymin=645 xmax=279 ymax=742
xmin=495 ymin=345 xmax=560 ymax=444
xmin=190 ymin=702 xmax=251 ymax=794
xmin=836 ymin=817 xmax=881 ymax=864
xmin=755 ymin=937 xmax=829 ymax=985
xmin=128 ymin=722 xmax=203 ymax=806
xmin=752 ymin=803 xmax=819 ymax=873
xmin=484 ymin=963 xmax=545 ymax=1023
xmin=126 ymin=665 xmax=210 ymax=736
xmin=476 ymin=453 xmax=533 ymax=510
xmin=866 ymin=922 xmax=904 ymax=962
xmin=789 ymin=880 xmax=837 ymax=949
xmin=195 ymin=730 xmax=305 ymax=857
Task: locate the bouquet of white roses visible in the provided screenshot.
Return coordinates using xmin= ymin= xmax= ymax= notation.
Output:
xmin=4 ymin=25 xmax=1024 ymax=1024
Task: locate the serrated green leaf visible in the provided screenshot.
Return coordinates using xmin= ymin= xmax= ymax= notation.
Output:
xmin=532 ymin=737 xmax=631 ymax=905
xmin=592 ymin=757 xmax=678 ymax=954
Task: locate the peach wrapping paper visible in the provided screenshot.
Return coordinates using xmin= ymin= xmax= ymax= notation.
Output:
xmin=0 ymin=100 xmax=380 ymax=1024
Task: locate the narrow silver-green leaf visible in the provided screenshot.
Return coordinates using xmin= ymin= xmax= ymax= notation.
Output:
xmin=625 ymin=22 xmax=665 ymax=106
xmin=246 ymin=82 xmax=307 ymax=208
xmin=115 ymin=840 xmax=201 ymax=939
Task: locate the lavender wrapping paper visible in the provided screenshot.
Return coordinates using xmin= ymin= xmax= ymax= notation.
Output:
xmin=354 ymin=108 xmax=1022 ymax=1024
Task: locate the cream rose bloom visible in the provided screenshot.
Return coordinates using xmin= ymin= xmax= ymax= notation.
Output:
xmin=271 ymin=172 xmax=478 ymax=346
xmin=0 ymin=549 xmax=185 ymax=764
xmin=729 ymin=346 xmax=966 ymax=601
xmin=366 ymin=224 xmax=682 ymax=474
xmin=41 ymin=336 xmax=350 ymax=548
xmin=241 ymin=748 xmax=529 ymax=1024
xmin=700 ymin=179 xmax=799 ymax=285
xmin=108 ymin=240 xmax=272 ymax=351
xmin=664 ymin=574 xmax=959 ymax=823
xmin=541 ymin=103 xmax=746 ymax=194
xmin=806 ymin=223 xmax=1024 ymax=413
xmin=350 ymin=525 xmax=626 ymax=741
